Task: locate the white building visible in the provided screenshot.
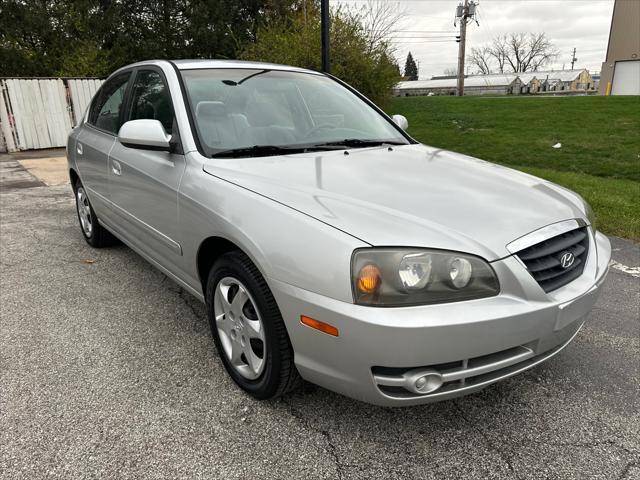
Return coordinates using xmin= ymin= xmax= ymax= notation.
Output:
xmin=393 ymin=70 xmax=594 ymax=97
xmin=599 ymin=0 xmax=640 ymax=95
xmin=394 ymin=74 xmax=522 ymax=97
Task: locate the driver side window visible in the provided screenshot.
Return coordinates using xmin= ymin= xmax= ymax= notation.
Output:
xmin=88 ymin=72 xmax=130 ymax=134
xmin=128 ymin=70 xmax=174 ymax=134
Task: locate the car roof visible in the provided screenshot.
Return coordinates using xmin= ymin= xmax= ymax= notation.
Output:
xmin=111 ymin=59 xmax=322 ymax=76
xmin=172 ymin=59 xmax=319 ymax=74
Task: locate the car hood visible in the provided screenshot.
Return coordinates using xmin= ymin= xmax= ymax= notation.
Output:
xmin=202 ymin=144 xmax=585 ymax=260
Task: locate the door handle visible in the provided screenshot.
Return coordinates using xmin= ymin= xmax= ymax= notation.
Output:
xmin=111 ymin=160 xmax=122 ymax=176
xmin=76 ymin=143 xmax=83 ymax=155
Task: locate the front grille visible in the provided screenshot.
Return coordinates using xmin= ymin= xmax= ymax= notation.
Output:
xmin=515 ymin=227 xmax=589 ymax=293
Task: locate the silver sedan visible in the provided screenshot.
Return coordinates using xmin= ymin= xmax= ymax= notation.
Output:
xmin=66 ymin=60 xmax=610 ymax=406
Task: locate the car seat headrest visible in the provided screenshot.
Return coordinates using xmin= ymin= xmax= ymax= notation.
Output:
xmin=196 ymin=101 xmax=227 ymax=119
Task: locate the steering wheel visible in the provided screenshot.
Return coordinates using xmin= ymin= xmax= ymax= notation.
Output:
xmin=304 ymin=123 xmax=336 ymax=138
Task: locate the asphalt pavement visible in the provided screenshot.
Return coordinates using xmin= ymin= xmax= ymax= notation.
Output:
xmin=1 ymin=155 xmax=638 ymax=479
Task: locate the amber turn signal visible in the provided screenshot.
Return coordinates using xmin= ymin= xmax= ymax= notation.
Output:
xmin=300 ymin=316 xmax=339 ymax=337
xmin=357 ymin=263 xmax=381 ymax=294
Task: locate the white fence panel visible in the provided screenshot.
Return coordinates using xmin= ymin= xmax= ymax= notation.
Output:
xmin=68 ymin=79 xmax=103 ymax=126
xmin=1 ymin=77 xmax=101 ymax=151
xmin=4 ymin=79 xmax=28 ymax=149
xmin=0 ymin=87 xmax=16 ymax=152
xmin=44 ymin=79 xmax=73 ymax=146
xmin=1 ymin=79 xmax=72 ymax=150
xmin=14 ymin=79 xmax=45 ymax=149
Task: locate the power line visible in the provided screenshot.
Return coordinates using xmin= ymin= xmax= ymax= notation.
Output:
xmin=391 ymin=36 xmax=458 ymax=39
xmin=390 ymin=39 xmax=457 ymax=44
xmin=394 ymin=30 xmax=458 ymax=33
xmin=390 ymin=38 xmax=457 ymax=40
xmin=476 ymin=7 xmax=498 ymax=41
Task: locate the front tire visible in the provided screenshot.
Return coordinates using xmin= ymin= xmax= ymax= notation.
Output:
xmin=206 ymin=251 xmax=300 ymax=399
xmin=74 ymin=179 xmax=118 ymax=248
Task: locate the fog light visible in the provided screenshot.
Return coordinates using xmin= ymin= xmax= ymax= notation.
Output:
xmin=414 ymin=375 xmax=441 ymax=393
xmin=406 ymin=369 xmax=444 ymax=394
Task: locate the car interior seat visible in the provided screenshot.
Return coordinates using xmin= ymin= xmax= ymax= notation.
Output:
xmin=195 ymin=101 xmax=244 ymax=148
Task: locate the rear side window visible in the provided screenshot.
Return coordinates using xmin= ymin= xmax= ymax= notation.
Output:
xmin=128 ymin=70 xmax=174 ymax=134
xmin=88 ymin=72 xmax=130 ymax=134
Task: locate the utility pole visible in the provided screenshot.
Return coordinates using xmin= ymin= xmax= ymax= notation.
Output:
xmin=456 ymin=0 xmax=468 ymax=96
xmin=455 ymin=0 xmax=478 ymax=96
xmin=321 ymin=0 xmax=330 ymax=73
xmin=570 ymin=48 xmax=578 ymax=70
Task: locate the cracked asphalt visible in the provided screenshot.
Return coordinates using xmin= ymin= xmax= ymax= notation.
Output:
xmin=1 ymin=157 xmax=639 ymax=479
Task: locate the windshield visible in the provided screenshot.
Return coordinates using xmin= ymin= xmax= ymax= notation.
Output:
xmin=180 ymin=68 xmax=409 ymax=157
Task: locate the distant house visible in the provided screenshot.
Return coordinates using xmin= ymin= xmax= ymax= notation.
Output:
xmin=393 ymin=74 xmax=522 ymax=97
xmin=517 ymin=72 xmax=542 ymax=94
xmin=531 ymin=69 xmax=594 ymax=92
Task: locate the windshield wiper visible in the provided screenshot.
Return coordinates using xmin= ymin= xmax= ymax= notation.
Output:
xmin=212 ymin=145 xmax=307 ymax=158
xmin=310 ymin=139 xmax=406 ymax=149
xmin=212 ymin=143 xmax=351 ymax=158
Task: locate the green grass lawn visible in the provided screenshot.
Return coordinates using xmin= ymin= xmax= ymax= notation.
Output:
xmin=388 ymin=95 xmax=640 ymax=240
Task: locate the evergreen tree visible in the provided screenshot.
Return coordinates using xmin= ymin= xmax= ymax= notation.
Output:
xmin=404 ymin=52 xmax=418 ymax=80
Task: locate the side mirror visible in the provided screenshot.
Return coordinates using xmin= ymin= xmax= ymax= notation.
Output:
xmin=392 ymin=114 xmax=409 ymax=130
xmin=118 ymin=119 xmax=171 ymax=151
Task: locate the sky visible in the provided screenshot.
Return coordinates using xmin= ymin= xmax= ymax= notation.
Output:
xmin=336 ymin=0 xmax=615 ymax=79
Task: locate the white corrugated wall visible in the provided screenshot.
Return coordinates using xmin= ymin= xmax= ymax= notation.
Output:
xmin=0 ymin=78 xmax=103 ymax=152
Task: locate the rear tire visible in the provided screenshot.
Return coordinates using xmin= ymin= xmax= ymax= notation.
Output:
xmin=74 ymin=178 xmax=119 ymax=248
xmin=206 ymin=250 xmax=300 ymax=399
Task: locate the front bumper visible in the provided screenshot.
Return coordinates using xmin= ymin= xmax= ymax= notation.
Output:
xmin=270 ymin=231 xmax=611 ymax=406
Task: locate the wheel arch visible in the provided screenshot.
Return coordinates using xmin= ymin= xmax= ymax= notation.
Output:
xmin=196 ymin=235 xmax=267 ymax=295
xmin=69 ymin=168 xmax=80 ymax=191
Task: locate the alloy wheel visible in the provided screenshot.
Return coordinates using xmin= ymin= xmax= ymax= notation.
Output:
xmin=213 ymin=277 xmax=266 ymax=380
xmin=76 ymin=187 xmax=93 ymax=237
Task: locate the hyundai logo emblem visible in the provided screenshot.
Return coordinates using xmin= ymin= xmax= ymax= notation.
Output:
xmin=560 ymin=252 xmax=575 ymax=269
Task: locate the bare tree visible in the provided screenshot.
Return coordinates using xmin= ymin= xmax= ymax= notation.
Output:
xmin=467 ymin=33 xmax=558 ymax=74
xmin=489 ymin=37 xmax=509 ymax=73
xmin=467 ymin=46 xmax=492 ymax=74
xmin=345 ymin=0 xmax=407 ymax=52
xmin=443 ymin=67 xmax=458 ymax=76
xmin=503 ymin=33 xmax=558 ymax=72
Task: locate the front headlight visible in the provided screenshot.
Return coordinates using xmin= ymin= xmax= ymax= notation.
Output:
xmin=352 ymin=248 xmax=499 ymax=306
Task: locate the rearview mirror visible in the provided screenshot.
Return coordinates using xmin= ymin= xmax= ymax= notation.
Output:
xmin=392 ymin=114 xmax=409 ymax=130
xmin=118 ymin=119 xmax=171 ymax=151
